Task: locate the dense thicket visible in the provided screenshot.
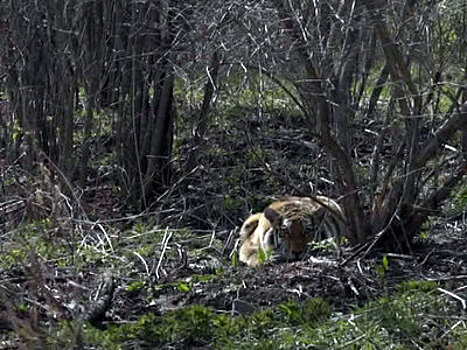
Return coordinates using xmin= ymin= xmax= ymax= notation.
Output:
xmin=1 ymin=1 xmax=187 ymax=207
xmin=1 ymin=0 xmax=466 ymax=247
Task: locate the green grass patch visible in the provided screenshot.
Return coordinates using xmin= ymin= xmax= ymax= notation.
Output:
xmin=0 ymin=219 xmax=70 ymax=269
xmin=85 ymin=298 xmax=331 ymax=349
xmin=84 ymin=280 xmax=467 ymax=349
xmin=453 ymin=184 xmax=467 ymax=213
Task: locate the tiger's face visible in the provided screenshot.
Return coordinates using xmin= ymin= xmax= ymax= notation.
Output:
xmin=264 ymin=208 xmax=311 ymax=261
xmin=277 ymin=219 xmax=311 ymax=260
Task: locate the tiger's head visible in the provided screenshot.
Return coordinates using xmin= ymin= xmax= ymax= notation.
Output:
xmin=263 ymin=207 xmax=311 ymax=261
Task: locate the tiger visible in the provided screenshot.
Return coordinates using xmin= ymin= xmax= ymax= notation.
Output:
xmin=238 ymin=196 xmax=345 ymax=267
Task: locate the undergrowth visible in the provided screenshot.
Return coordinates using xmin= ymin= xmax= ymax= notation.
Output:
xmin=83 ymin=280 xmax=466 ymax=349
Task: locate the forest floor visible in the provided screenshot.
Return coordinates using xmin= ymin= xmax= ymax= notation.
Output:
xmin=113 ymin=216 xmax=467 ymax=318
xmin=1 ymin=200 xmax=466 ymax=348
xmin=1 ymin=106 xmax=466 ymax=348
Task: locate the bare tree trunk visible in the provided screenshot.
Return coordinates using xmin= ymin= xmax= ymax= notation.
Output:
xmin=271 ymin=0 xmax=369 ymax=244
xmin=144 ymin=71 xmax=175 ymax=198
xmin=186 ymin=50 xmax=221 ymax=173
xmin=362 ymin=0 xmax=466 ymax=248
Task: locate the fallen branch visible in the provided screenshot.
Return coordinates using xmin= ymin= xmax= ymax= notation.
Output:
xmin=437 ymin=287 xmax=466 ymax=310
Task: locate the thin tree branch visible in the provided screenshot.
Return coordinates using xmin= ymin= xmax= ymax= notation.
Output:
xmin=416 ymin=101 xmax=467 ymax=169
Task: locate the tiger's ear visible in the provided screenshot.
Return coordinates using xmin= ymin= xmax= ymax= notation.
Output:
xmin=264 ymin=207 xmax=280 ymax=223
